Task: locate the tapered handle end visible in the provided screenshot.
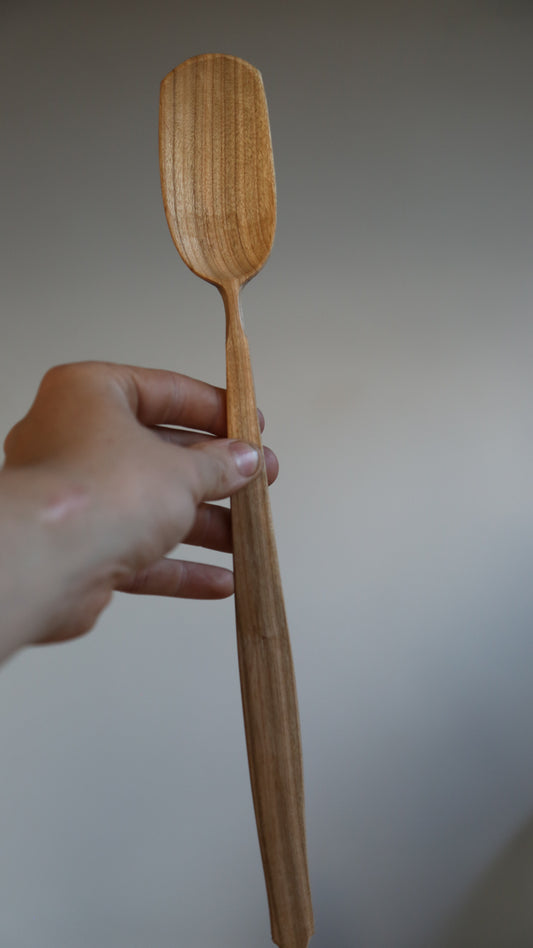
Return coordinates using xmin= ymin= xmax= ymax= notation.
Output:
xmin=273 ymin=927 xmax=314 ymax=948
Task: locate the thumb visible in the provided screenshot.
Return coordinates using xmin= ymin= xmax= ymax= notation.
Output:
xmin=186 ymin=438 xmax=262 ymax=502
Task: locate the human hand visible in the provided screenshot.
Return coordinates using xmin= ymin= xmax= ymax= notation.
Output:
xmin=2 ymin=362 xmax=278 ymax=647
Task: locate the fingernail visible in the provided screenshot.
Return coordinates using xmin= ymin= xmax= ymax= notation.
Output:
xmin=230 ymin=441 xmax=260 ymax=476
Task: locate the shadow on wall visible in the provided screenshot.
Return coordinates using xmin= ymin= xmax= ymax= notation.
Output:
xmin=438 ymin=810 xmax=533 ymax=948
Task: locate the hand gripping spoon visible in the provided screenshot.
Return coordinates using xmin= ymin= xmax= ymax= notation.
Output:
xmin=159 ymin=54 xmax=314 ymax=948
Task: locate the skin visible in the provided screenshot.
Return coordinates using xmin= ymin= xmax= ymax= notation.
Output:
xmin=0 ymin=361 xmax=278 ymax=663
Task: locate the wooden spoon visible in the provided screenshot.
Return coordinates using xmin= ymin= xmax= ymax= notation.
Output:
xmin=159 ymin=54 xmax=314 ymax=948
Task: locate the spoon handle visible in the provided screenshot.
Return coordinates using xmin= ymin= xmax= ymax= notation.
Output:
xmin=222 ymin=283 xmax=314 ymax=948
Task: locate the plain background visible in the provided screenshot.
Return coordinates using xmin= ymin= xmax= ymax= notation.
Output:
xmin=1 ymin=1 xmax=533 ymax=946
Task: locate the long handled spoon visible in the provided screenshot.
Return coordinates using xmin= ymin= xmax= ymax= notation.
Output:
xmin=159 ymin=53 xmax=314 ymax=948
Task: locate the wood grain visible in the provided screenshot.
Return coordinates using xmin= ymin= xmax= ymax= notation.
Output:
xmin=160 ymin=54 xmax=313 ymax=948
xmin=159 ymin=54 xmax=276 ymax=286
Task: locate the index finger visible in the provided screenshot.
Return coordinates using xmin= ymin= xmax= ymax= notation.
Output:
xmin=119 ymin=366 xmax=228 ymax=435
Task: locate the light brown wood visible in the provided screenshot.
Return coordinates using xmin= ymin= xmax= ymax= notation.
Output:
xmin=159 ymin=54 xmax=314 ymax=948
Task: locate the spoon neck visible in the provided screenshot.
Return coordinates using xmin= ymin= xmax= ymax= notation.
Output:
xmin=220 ymin=280 xmax=243 ymax=337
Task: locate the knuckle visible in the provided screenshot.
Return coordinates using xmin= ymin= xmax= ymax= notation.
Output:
xmin=122 ymin=568 xmax=152 ymax=595
xmin=3 ymin=419 xmax=23 ymax=457
xmin=40 ymin=363 xmax=80 ymax=390
xmin=39 ymin=361 xmax=111 ymax=394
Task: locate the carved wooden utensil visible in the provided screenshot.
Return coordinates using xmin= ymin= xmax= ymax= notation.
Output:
xmin=159 ymin=53 xmax=313 ymax=948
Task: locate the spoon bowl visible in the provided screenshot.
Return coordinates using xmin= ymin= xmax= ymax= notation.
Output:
xmin=160 ymin=53 xmax=276 ymax=288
